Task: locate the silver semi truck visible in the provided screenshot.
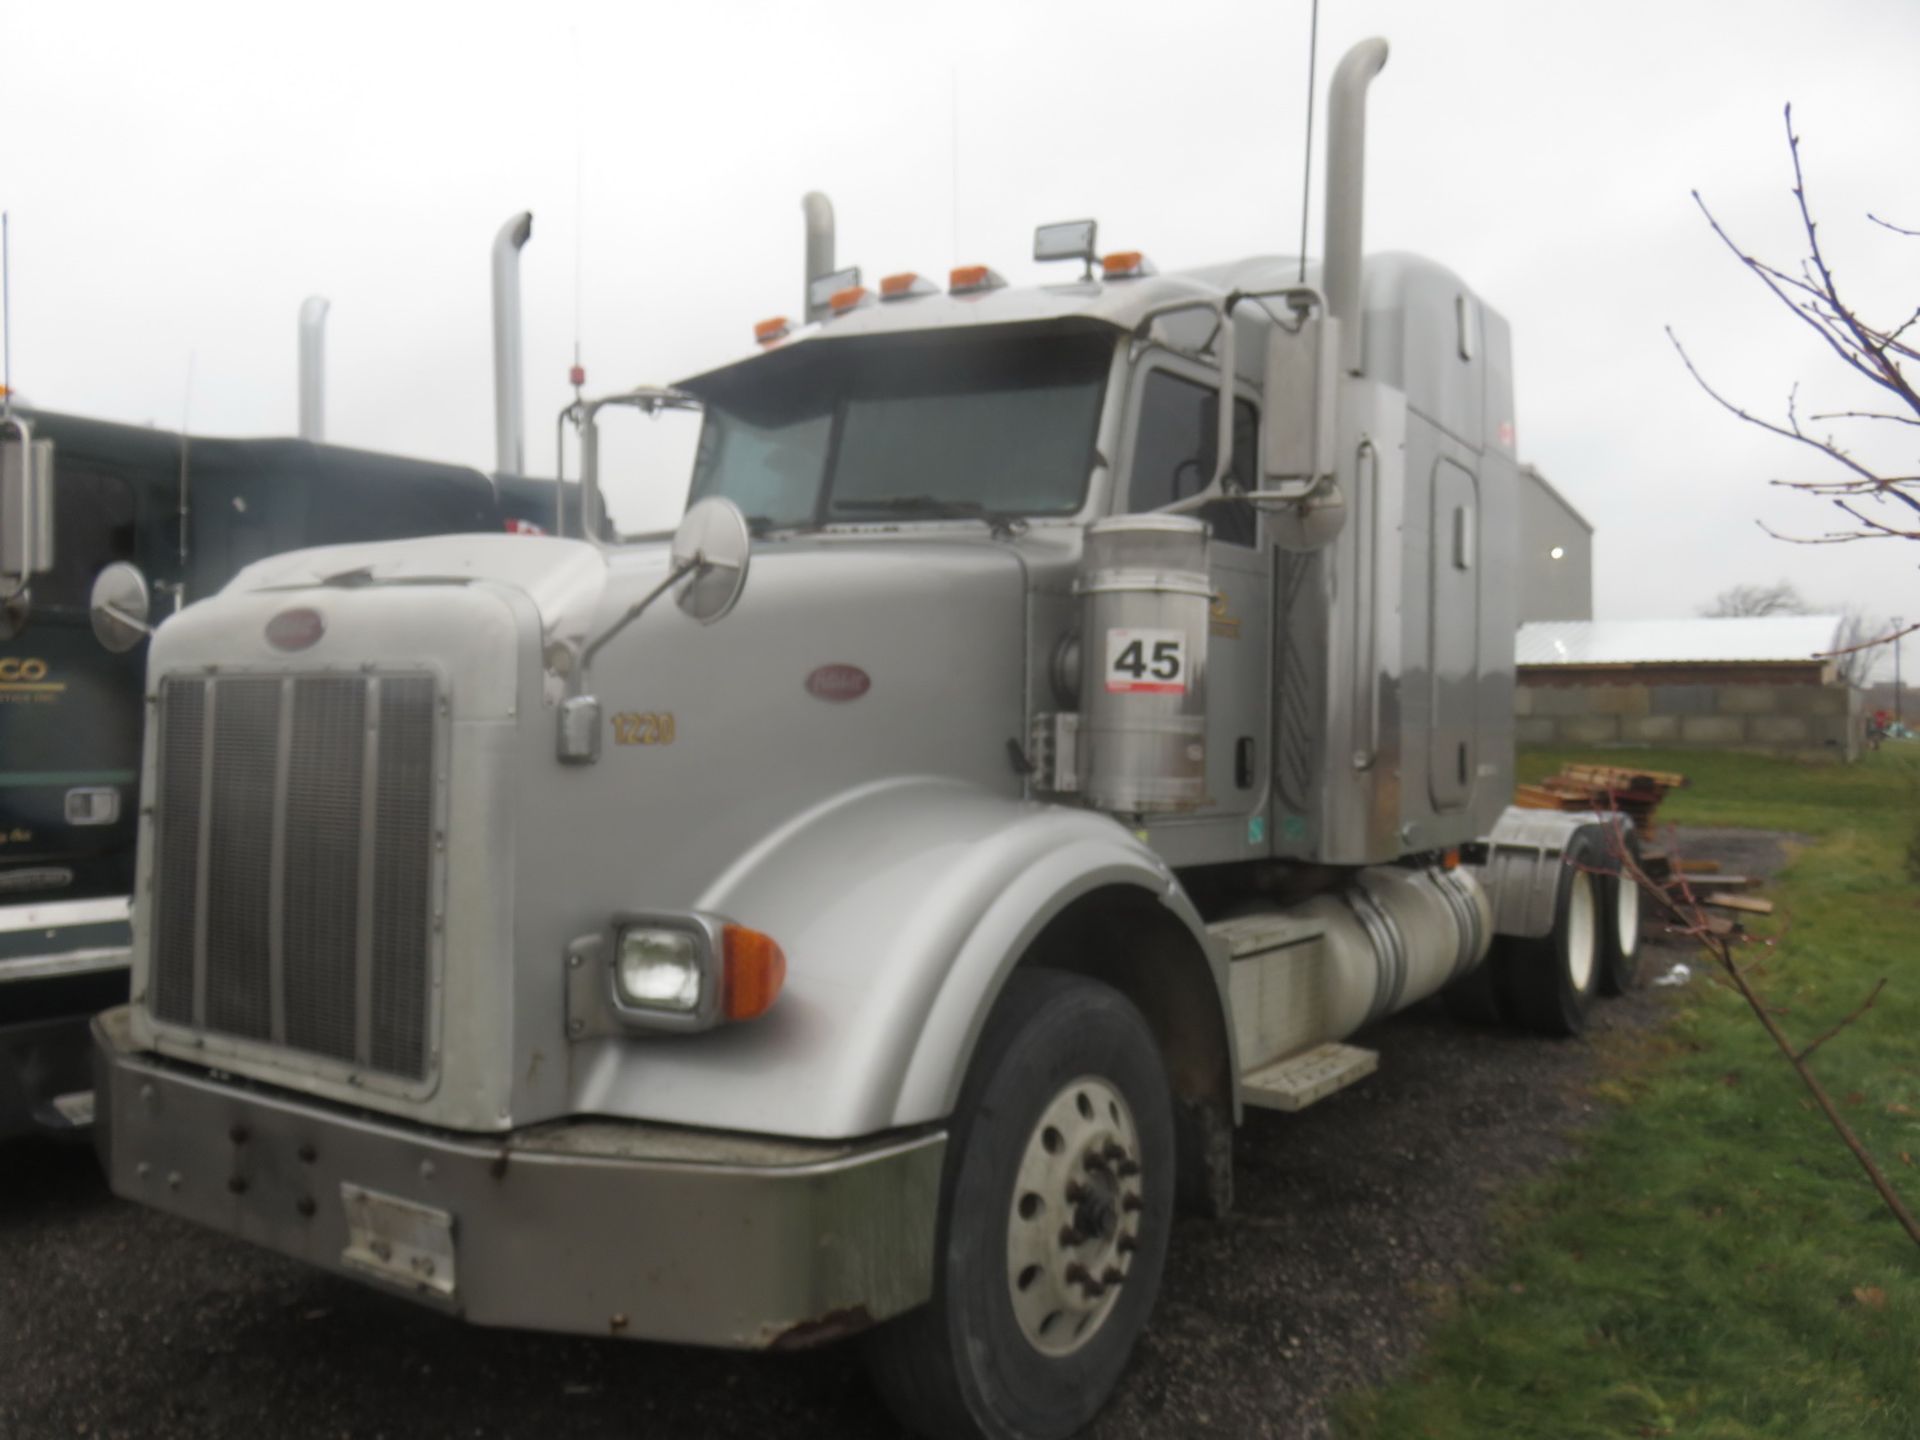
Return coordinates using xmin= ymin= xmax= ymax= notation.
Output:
xmin=92 ymin=39 xmax=1636 ymax=1440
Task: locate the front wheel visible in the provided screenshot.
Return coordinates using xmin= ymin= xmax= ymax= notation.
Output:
xmin=866 ymin=969 xmax=1176 ymax=1440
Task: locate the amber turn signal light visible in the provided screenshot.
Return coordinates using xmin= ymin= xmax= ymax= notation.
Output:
xmin=721 ymin=924 xmax=787 ymax=1022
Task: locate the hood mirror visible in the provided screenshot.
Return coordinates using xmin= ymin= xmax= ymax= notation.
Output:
xmin=89 ymin=561 xmax=153 ymax=653
xmin=671 ymin=498 xmax=751 ymax=624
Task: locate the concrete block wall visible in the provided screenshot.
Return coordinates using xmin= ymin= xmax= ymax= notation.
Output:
xmin=1514 ymin=678 xmax=1861 ymax=761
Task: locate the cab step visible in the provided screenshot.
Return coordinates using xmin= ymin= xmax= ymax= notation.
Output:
xmin=1239 ymin=1042 xmax=1379 ymax=1112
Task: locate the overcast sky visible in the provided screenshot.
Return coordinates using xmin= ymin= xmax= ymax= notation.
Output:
xmin=4 ymin=0 xmax=1917 ymax=669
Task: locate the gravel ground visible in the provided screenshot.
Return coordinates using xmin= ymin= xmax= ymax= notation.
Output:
xmin=0 ymin=829 xmax=1790 ymax=1440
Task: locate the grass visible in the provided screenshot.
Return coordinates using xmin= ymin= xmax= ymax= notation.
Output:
xmin=1340 ymin=745 xmax=1920 ymax=1440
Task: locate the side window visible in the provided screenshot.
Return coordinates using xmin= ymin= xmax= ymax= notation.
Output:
xmin=1127 ymin=370 xmax=1258 ymax=547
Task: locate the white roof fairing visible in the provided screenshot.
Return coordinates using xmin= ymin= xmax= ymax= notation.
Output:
xmin=1516 ymin=616 xmax=1846 ymax=668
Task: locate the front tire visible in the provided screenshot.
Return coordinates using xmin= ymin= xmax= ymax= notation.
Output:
xmin=866 ymin=969 xmax=1176 ymax=1440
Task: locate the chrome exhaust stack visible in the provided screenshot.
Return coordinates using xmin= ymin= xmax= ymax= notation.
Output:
xmin=1323 ymin=38 xmax=1388 ymax=375
xmin=297 ymin=296 xmax=329 ymax=441
xmin=802 ymin=191 xmax=835 ymax=324
xmin=492 ymin=211 xmax=533 ymax=476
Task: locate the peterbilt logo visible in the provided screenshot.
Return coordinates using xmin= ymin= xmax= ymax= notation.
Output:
xmin=805 ymin=664 xmax=871 ymax=702
xmin=265 ymin=608 xmax=325 ymax=651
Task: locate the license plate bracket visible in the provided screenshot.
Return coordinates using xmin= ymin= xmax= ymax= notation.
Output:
xmin=340 ymin=1182 xmax=457 ymax=1299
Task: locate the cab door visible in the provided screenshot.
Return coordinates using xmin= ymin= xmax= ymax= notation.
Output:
xmin=1119 ymin=359 xmax=1270 ymax=858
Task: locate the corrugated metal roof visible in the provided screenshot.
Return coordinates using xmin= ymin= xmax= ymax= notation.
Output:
xmin=1516 ymin=616 xmax=1845 ymax=667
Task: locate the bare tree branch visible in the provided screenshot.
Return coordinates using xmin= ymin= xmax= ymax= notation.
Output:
xmin=1676 ymin=106 xmax=1920 ymax=548
xmin=1796 ymin=979 xmax=1887 ymax=1063
xmin=1807 ymin=409 xmax=1920 ymax=428
xmin=1666 ymin=328 xmax=1885 ymax=485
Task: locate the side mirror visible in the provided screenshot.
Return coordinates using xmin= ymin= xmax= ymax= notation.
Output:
xmin=90 ymin=560 xmax=154 ymax=653
xmin=1 ymin=417 xmax=55 ymax=585
xmin=671 ymin=497 xmax=751 ymax=624
xmin=1260 ymin=314 xmax=1340 ymax=503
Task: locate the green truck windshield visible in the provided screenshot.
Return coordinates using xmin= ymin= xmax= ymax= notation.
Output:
xmin=684 ymin=329 xmax=1112 ymax=528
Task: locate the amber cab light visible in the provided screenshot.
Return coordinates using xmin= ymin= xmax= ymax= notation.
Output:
xmin=828 ymin=285 xmax=871 ymax=316
xmin=753 ymin=315 xmax=792 ymax=346
xmin=948 ymin=264 xmax=1008 ymax=295
xmin=721 ymin=924 xmax=787 ymax=1022
xmin=1101 ymin=250 xmax=1156 ymax=279
xmin=879 ymin=271 xmax=938 ymax=300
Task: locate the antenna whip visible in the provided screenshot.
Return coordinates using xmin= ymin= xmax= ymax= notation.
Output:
xmin=1297 ymin=0 xmax=1320 ymax=284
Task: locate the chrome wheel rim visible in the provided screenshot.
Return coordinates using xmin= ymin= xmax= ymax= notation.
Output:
xmin=1567 ymin=872 xmax=1597 ymax=991
xmin=1005 ymin=1075 xmax=1144 ymax=1357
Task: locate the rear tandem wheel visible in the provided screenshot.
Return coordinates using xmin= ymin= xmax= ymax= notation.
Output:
xmin=1494 ymin=824 xmax=1607 ymax=1036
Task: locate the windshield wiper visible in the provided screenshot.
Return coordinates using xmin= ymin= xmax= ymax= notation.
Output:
xmin=831 ymin=495 xmax=1027 ymax=537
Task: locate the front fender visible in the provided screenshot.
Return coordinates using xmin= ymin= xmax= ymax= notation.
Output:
xmin=565 ymin=776 xmax=1219 ymax=1140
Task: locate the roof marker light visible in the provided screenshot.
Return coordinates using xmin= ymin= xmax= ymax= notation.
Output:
xmin=828 ymin=284 xmax=872 ymax=316
xmin=754 ymin=316 xmax=792 ymax=346
xmin=879 ymin=271 xmax=939 ymax=301
xmin=949 ymin=265 xmax=1008 ymax=296
xmin=808 ymin=266 xmax=861 ymax=316
xmin=1101 ymin=251 xmax=1156 ymax=280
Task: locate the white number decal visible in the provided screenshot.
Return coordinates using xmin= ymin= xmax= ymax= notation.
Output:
xmin=1104 ymin=628 xmax=1187 ymax=694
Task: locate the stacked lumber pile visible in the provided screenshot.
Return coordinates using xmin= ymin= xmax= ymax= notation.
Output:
xmin=1660 ymin=857 xmax=1775 ymax=937
xmin=1513 ymin=762 xmax=1689 ymax=837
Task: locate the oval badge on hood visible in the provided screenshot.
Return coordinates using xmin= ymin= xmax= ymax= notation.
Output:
xmin=266 ymin=607 xmax=325 ymax=651
xmin=805 ymin=664 xmax=870 ymax=702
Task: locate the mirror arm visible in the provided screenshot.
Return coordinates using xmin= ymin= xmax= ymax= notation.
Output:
xmin=573 ymin=554 xmax=707 ymax=693
xmin=1144 ymin=285 xmax=1335 ymax=520
xmin=565 ymin=386 xmax=704 ymax=549
xmin=553 ymin=403 xmax=580 ymax=538
xmin=1211 ymin=290 xmax=1242 ymax=491
xmin=102 ymin=602 xmax=153 ymax=637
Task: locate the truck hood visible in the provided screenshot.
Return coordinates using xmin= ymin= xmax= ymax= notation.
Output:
xmin=228 ymin=533 xmax=608 ymax=645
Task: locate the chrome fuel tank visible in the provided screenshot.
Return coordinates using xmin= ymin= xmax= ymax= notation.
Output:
xmin=1075 ymin=516 xmax=1211 ymax=814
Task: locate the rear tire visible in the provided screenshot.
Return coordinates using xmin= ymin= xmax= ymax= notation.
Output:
xmin=1597 ymin=828 xmax=1645 ymax=996
xmin=1496 ymin=827 xmax=1604 ymax=1036
xmin=865 ymin=969 xmax=1176 ymax=1440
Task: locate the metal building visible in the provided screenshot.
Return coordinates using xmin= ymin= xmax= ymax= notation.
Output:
xmin=1515 ymin=615 xmax=1860 ymax=760
xmin=1516 ymin=464 xmax=1592 ymax=623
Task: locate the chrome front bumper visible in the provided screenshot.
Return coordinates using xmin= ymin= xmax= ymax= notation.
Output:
xmin=1 ymin=898 xmax=132 ymax=1138
xmin=93 ymin=1006 xmax=944 ymax=1348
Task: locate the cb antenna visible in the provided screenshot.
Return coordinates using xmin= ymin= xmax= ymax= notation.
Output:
xmin=568 ymin=24 xmax=587 ymax=409
xmin=1296 ymin=0 xmax=1320 ymax=284
xmin=3 ymin=211 xmax=13 ymax=420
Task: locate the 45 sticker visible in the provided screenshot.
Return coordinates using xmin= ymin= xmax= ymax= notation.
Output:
xmin=1104 ymin=628 xmax=1188 ymax=694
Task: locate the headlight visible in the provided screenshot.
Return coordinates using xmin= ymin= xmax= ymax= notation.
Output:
xmin=615 ymin=927 xmax=703 ymax=1014
xmin=577 ymin=914 xmax=786 ymax=1035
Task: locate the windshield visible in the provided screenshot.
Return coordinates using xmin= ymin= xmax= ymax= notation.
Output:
xmin=681 ymin=327 xmax=1113 ymax=529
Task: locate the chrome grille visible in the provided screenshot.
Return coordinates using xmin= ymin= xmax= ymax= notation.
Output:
xmin=151 ymin=672 xmax=438 ymax=1081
